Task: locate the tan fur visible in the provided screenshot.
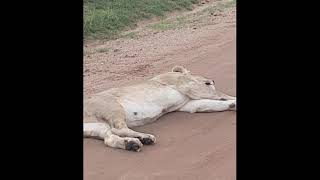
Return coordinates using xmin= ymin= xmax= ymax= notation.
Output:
xmin=84 ymin=66 xmax=236 ymax=152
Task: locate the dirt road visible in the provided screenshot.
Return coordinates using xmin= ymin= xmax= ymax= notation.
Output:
xmin=84 ymin=1 xmax=236 ymax=179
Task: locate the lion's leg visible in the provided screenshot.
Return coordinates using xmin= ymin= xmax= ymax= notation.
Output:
xmin=83 ymin=122 xmax=110 ymax=140
xmin=111 ymin=127 xmax=156 ymax=145
xmin=84 ymin=122 xmax=143 ymax=151
xmin=100 ymin=102 xmax=156 ymax=145
xmin=104 ymin=134 xmax=143 ymax=152
xmin=215 ymin=90 xmax=236 ymax=100
xmin=178 ymin=99 xmax=236 ymax=113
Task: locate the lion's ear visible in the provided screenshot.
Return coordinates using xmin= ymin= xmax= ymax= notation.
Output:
xmin=172 ymin=66 xmax=190 ymax=74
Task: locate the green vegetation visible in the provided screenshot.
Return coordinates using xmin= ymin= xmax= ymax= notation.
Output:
xmin=202 ymin=0 xmax=236 ymax=15
xmin=150 ymin=16 xmax=189 ymax=31
xmin=121 ymin=31 xmax=140 ymax=39
xmin=150 ymin=0 xmax=236 ymax=31
xmin=84 ymin=0 xmax=199 ymax=40
xmin=96 ymin=47 xmax=110 ymax=53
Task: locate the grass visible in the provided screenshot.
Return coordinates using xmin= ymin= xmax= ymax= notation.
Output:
xmin=150 ymin=16 xmax=189 ymax=31
xmin=96 ymin=47 xmax=110 ymax=53
xmin=121 ymin=31 xmax=139 ymax=39
xmin=202 ymin=0 xmax=236 ymax=15
xmin=84 ymin=0 xmax=199 ymax=40
xmin=150 ymin=0 xmax=236 ymax=31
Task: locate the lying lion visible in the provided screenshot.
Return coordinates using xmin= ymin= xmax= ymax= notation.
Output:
xmin=84 ymin=66 xmax=236 ymax=152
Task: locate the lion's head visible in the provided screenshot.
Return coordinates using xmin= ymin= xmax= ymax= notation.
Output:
xmin=152 ymin=66 xmax=235 ymax=100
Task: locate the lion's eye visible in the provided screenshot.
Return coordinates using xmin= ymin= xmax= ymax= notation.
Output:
xmin=205 ymin=82 xmax=211 ymax=85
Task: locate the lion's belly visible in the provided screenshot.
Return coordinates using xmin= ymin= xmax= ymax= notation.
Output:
xmin=120 ymin=101 xmax=164 ymax=127
xmin=118 ymin=88 xmax=188 ymax=127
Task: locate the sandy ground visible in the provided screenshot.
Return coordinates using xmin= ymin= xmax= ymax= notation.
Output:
xmin=84 ymin=1 xmax=236 ymax=179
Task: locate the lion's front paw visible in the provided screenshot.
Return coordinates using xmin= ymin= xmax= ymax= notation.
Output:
xmin=138 ymin=134 xmax=156 ymax=145
xmin=124 ymin=138 xmax=143 ymax=152
xmin=229 ymin=102 xmax=236 ymax=111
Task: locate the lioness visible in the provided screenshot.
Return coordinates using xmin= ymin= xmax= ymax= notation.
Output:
xmin=84 ymin=66 xmax=236 ymax=152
